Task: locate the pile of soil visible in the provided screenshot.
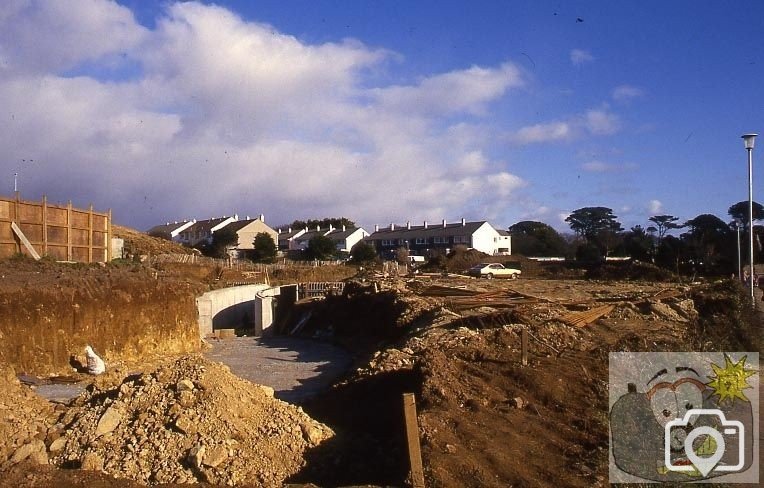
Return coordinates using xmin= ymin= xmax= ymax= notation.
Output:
xmin=31 ymin=356 xmax=333 ymax=486
xmin=113 ymin=225 xmax=195 ymax=257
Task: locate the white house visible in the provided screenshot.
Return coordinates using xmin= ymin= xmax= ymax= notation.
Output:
xmin=176 ymin=215 xmax=238 ymax=246
xmin=226 ymin=214 xmax=277 ymax=257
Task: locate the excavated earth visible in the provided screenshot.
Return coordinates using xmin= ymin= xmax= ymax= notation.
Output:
xmin=0 ymin=253 xmax=759 ymax=487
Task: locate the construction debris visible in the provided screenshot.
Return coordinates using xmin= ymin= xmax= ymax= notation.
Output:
xmin=558 ymin=305 xmax=615 ymax=327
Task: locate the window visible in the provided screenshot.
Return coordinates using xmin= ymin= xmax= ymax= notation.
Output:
xmin=381 ymin=239 xmax=394 ymax=246
xmin=454 ymin=235 xmax=469 ymax=244
xmin=398 ymin=239 xmax=407 ymax=245
xmin=433 ymin=236 xmax=447 ymax=244
xmin=415 ymin=238 xmax=426 ymax=245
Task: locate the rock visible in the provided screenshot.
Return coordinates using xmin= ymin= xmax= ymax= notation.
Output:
xmin=177 ymin=379 xmax=195 ymax=392
xmin=258 ymin=385 xmax=275 ymax=398
xmin=187 ymin=444 xmax=205 ymax=468
xmin=95 ymin=406 xmax=122 ymax=437
xmin=300 ymin=422 xmax=323 ymax=446
xmin=177 ymin=390 xmax=196 ymax=407
xmin=203 ymin=445 xmax=228 ymax=468
xmin=174 ymin=415 xmax=197 ymax=435
xmin=48 ymin=437 xmax=67 ymax=452
xmin=85 ymin=345 xmax=106 ymax=375
xmin=445 ymin=443 xmax=457 ymax=454
xmin=10 ymin=440 xmax=46 ymax=464
xmin=511 ymin=397 xmax=526 ymax=409
xmin=80 ymin=452 xmax=104 ymax=471
xmin=29 ymin=450 xmax=49 ymax=465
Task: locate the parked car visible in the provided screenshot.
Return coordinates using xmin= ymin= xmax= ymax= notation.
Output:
xmin=468 ymin=263 xmax=521 ymax=279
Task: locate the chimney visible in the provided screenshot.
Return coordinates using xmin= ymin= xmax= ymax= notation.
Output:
xmin=342 ymin=224 xmax=346 ymax=231
xmin=424 ymin=220 xmax=428 ymax=229
xmin=288 ymin=227 xmax=292 ymax=233
xmin=461 ymin=218 xmax=466 ymax=226
xmin=406 ymin=221 xmax=411 ymax=230
xmin=329 ymin=224 xmax=334 ymax=231
xmin=442 ymin=219 xmax=447 ymax=228
xmin=304 ymin=226 xmax=308 ymax=232
xmin=375 ymin=224 xmax=379 ymax=232
xmin=234 ymin=214 xmax=238 ymax=220
xmin=390 ymin=223 xmax=395 ymax=231
xmin=278 ymin=229 xmax=282 ymax=234
xmin=316 ymin=225 xmax=320 ymax=232
xmin=246 ymin=215 xmax=250 ymax=220
xmin=259 ymin=213 xmax=264 ymax=222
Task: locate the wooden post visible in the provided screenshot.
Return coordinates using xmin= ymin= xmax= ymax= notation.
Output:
xmin=42 ymin=195 xmax=48 ymax=257
xmin=66 ymin=200 xmax=72 ymax=261
xmin=13 ymin=192 xmax=20 ymax=254
xmin=521 ymin=329 xmax=529 ymax=366
xmin=402 ymin=393 xmax=426 ymax=488
xmin=87 ymin=204 xmax=93 ymax=263
xmin=107 ymin=209 xmax=112 ymax=262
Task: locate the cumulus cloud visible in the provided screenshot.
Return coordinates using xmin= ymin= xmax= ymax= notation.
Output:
xmin=510 ymin=108 xmax=621 ymax=145
xmin=0 ymin=0 xmax=530 ymax=229
xmin=570 ymin=49 xmax=594 ymax=65
xmin=612 ymin=84 xmax=644 ymax=102
xmin=648 ymin=199 xmax=663 ymax=214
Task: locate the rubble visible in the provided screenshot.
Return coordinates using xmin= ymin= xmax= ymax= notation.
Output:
xmin=46 ymin=356 xmax=333 ymax=486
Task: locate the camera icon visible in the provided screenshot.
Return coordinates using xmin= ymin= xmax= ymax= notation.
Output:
xmin=665 ymin=408 xmax=745 ymax=477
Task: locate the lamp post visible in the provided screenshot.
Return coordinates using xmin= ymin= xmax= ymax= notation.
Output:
xmin=736 ymin=223 xmax=742 ymax=281
xmin=742 ymin=133 xmax=758 ymax=306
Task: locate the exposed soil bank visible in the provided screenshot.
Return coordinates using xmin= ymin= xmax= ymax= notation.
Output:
xmin=0 ymin=259 xmax=205 ymax=374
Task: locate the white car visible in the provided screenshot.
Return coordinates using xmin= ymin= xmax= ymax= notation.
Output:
xmin=468 ymin=263 xmax=521 ymax=279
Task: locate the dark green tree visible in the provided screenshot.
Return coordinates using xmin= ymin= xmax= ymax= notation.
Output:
xmin=208 ymin=227 xmax=238 ymax=258
xmin=508 ymin=221 xmax=569 ymax=256
xmin=621 ymin=225 xmax=654 ymax=262
xmin=565 ymin=207 xmax=623 ymax=242
xmin=728 ymin=201 xmax=764 ymax=225
xmin=250 ymin=232 xmax=277 ymax=263
xmin=348 ymin=241 xmax=377 ymax=263
xmin=648 ymin=215 xmax=682 ymax=242
xmin=290 ymin=217 xmax=356 ymax=230
xmin=683 ymin=214 xmax=733 ymax=274
xmin=307 ymin=235 xmax=336 ymax=260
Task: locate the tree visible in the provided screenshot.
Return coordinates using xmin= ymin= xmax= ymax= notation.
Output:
xmin=683 ymin=214 xmax=732 ymax=273
xmin=648 ymin=215 xmax=682 ymax=242
xmin=349 ymin=241 xmax=377 ymax=263
xmin=565 ymin=207 xmax=623 ymax=242
xmin=250 ymin=232 xmax=277 ymax=263
xmin=289 ymin=217 xmax=355 ymax=230
xmin=395 ymin=246 xmax=410 ymax=264
xmin=621 ymin=225 xmax=653 ymax=262
xmin=508 ymin=221 xmax=569 ymax=256
xmin=728 ymin=201 xmax=764 ymax=226
xmin=206 ymin=227 xmax=238 ymax=258
xmin=307 ymin=235 xmax=336 ymax=260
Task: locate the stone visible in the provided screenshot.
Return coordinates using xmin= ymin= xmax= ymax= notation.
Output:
xmin=10 ymin=440 xmax=46 ymax=464
xmin=257 ymin=385 xmax=275 ymax=398
xmin=174 ymin=415 xmax=197 ymax=435
xmin=203 ymin=445 xmax=228 ymax=468
xmin=511 ymin=397 xmax=526 ymax=409
xmin=48 ymin=437 xmax=67 ymax=452
xmin=95 ymin=407 xmax=122 ymax=437
xmin=80 ymin=452 xmax=104 ymax=471
xmin=29 ymin=450 xmax=49 ymax=465
xmin=300 ymin=422 xmax=323 ymax=446
xmin=445 ymin=443 xmax=457 ymax=454
xmin=187 ymin=444 xmax=205 ymax=468
xmin=177 ymin=379 xmax=195 ymax=392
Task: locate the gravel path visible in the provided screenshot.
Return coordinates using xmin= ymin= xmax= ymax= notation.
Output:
xmin=204 ymin=336 xmax=353 ymax=403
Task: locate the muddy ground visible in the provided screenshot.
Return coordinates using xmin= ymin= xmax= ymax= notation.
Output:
xmin=0 ymin=252 xmax=760 ymax=487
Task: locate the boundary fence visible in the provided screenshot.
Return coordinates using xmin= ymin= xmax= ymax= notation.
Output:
xmin=0 ymin=193 xmax=111 ymax=262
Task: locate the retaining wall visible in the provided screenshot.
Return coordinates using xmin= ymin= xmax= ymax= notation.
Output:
xmin=196 ymin=284 xmax=271 ymax=337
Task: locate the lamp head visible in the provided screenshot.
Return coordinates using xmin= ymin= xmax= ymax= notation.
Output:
xmin=742 ymin=133 xmax=758 ymax=150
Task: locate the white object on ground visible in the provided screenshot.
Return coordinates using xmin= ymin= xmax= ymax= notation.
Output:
xmin=85 ymin=345 xmax=106 ymax=375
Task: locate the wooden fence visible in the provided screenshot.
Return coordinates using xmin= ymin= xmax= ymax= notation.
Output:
xmin=0 ymin=193 xmax=111 ymax=263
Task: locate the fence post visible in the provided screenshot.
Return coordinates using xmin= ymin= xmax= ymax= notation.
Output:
xmin=13 ymin=192 xmax=20 ymax=254
xmin=107 ymin=209 xmax=112 ymax=262
xmin=66 ymin=200 xmax=72 ymax=261
xmin=88 ymin=204 xmax=93 ymax=263
xmin=42 ymin=195 xmax=48 ymax=257
xmin=521 ymin=329 xmax=529 ymax=366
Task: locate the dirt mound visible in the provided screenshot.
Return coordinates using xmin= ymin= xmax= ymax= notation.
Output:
xmin=46 ymin=356 xmax=332 ymax=486
xmin=0 ymin=367 xmax=56 ymax=467
xmin=113 ymin=225 xmax=195 ymax=257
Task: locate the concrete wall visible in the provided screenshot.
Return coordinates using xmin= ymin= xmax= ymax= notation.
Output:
xmin=196 ymin=284 xmax=270 ymax=337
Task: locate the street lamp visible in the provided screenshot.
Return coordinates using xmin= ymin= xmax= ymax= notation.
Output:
xmin=742 ymin=133 xmax=757 ymax=306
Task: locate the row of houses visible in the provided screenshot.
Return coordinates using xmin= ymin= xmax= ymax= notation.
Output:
xmin=148 ymin=215 xmax=512 ymax=258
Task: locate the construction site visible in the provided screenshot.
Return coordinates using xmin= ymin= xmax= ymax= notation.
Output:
xmin=0 ymin=230 xmax=760 ymax=487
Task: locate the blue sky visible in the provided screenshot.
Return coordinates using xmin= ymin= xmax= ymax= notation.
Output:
xmin=1 ymin=1 xmax=762 ymax=233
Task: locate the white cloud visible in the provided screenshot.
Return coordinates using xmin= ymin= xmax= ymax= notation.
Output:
xmin=581 ymin=160 xmax=638 ymax=173
xmin=0 ymin=1 xmax=528 ymax=229
xmin=570 ymin=49 xmax=594 ymax=65
xmin=510 ymin=108 xmax=621 ymax=145
xmin=648 ymin=199 xmax=663 ymax=214
xmin=612 ymin=84 xmax=644 ymax=102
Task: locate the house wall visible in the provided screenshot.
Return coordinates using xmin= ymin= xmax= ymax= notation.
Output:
xmin=235 ymin=221 xmax=277 ymax=250
xmin=336 ymin=229 xmax=369 ymax=252
xmin=471 ymin=222 xmax=502 ymax=255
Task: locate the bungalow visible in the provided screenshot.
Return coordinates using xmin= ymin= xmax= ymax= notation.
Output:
xmin=146 ymin=220 xmax=195 ymax=242
xmin=224 ymin=214 xmax=277 ymax=258
xmin=275 ymin=227 xmax=307 ymax=251
xmin=177 ymin=215 xmax=238 ymax=247
xmin=325 ymin=225 xmax=369 ymax=253
xmin=366 ymin=219 xmax=510 ymax=257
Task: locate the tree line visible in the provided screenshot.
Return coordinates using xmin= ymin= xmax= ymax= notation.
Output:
xmin=511 ymin=201 xmax=764 ymax=275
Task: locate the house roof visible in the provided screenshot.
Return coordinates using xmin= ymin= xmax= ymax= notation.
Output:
xmin=325 ymin=227 xmax=365 ymax=241
xmin=182 ymin=217 xmax=232 ymax=235
xmin=146 ymin=221 xmax=192 ymax=235
xmin=497 ymin=229 xmax=510 ymax=236
xmin=367 ymin=221 xmax=488 ymax=240
xmin=295 ymin=229 xmax=328 ymax=243
xmin=225 ymin=218 xmax=268 ymax=233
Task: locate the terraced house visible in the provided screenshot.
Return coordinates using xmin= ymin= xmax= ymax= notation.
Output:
xmin=366 ymin=219 xmax=511 ymax=258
